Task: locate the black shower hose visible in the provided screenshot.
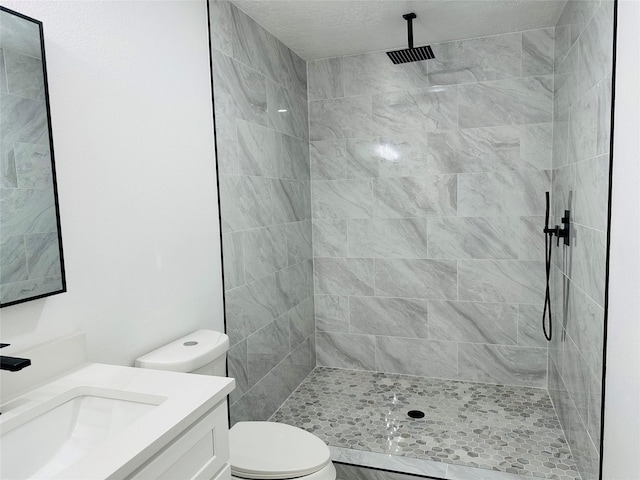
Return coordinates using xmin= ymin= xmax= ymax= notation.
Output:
xmin=542 ymin=230 xmax=553 ymax=342
xmin=542 ymin=191 xmax=553 ymax=342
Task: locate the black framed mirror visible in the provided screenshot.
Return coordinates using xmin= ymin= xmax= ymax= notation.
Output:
xmin=0 ymin=6 xmax=65 ymax=307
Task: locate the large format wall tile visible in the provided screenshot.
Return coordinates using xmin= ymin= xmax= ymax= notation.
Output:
xmin=549 ymin=2 xmax=612 ymax=478
xmin=225 ymin=274 xmax=281 ymax=347
xmin=458 ymin=170 xmax=550 ymax=217
xmin=222 ymin=232 xmax=244 ymax=291
xmin=281 ymin=134 xmax=310 ymax=180
xmin=276 ymin=260 xmax=312 ymax=312
xmin=522 ymin=28 xmax=555 ymax=76
xmin=574 ymin=154 xmax=609 ymax=231
xmin=343 ymin=51 xmax=428 ymax=96
xmin=227 ymin=340 xmax=248 ymax=404
xmin=428 ymin=217 xmax=518 ymax=260
xmin=562 ymin=335 xmax=591 ymax=421
xmin=458 ymin=76 xmax=553 ymax=128
xmin=374 ymin=258 xmax=457 ymax=300
xmin=568 ymin=85 xmax=598 ymax=164
xmin=0 ymin=50 xmax=6 ymax=95
xmin=231 ymin=338 xmax=314 ymax=423
xmin=212 ymin=50 xmax=267 ymax=126
xmin=212 ymin=3 xmax=313 ymax=423
xmin=213 ymin=113 xmax=238 ymax=175
xmin=458 ymin=343 xmax=547 ymax=387
xmin=272 ymin=179 xmax=310 ymax=224
xmin=208 ymin=0 xmax=233 ymax=56
xmin=373 ymin=175 xmax=456 ymax=218
xmin=517 ymin=304 xmax=548 ymax=348
xmin=314 ymin=258 xmax=374 ymax=296
xmin=289 ymin=297 xmax=314 ymax=348
xmin=554 ymin=45 xmax=579 ymax=117
xmin=552 ymin=110 xmax=570 ymax=169
xmin=247 ymin=315 xmax=290 ymax=385
xmin=376 ymin=336 xmax=458 ymax=379
xmin=314 ymin=294 xmax=349 ymax=333
xmin=236 ymin=119 xmax=279 ymax=176
xmin=427 ymin=124 xmax=551 ymax=174
xmin=231 ymin=4 xmax=281 ymax=83
xmin=308 ymin=57 xmax=344 ymax=101
xmin=242 ymin=226 xmax=287 ymax=281
xmin=316 ymin=332 xmax=376 ymax=370
xmin=458 ymin=260 xmax=544 ymax=304
xmin=567 ymin=285 xmax=604 ymax=378
xmin=429 ymin=33 xmax=521 ymax=85
xmin=278 ymin=40 xmax=307 ymax=100
xmin=429 ymin=300 xmax=518 ymax=345
xmin=312 ymin=219 xmax=347 ymax=257
xmin=219 ymin=175 xmax=272 ymax=232
xmin=310 ymin=140 xmax=346 ymax=180
xmin=267 ymin=80 xmax=308 ymax=140
xmin=371 ymin=86 xmax=457 ymax=136
xmin=286 ymin=221 xmax=312 ymax=266
xmin=309 ymin=96 xmax=373 ymax=141
xmin=596 ymin=75 xmax=612 ymax=156
xmin=350 ymin=296 xmax=429 ymax=338
xmin=348 ymin=218 xmax=429 ymax=259
xmin=570 ymin=224 xmax=606 ymax=307
xmin=312 ymin=179 xmax=373 ymax=219
xmin=577 ymin=1 xmax=614 ymax=97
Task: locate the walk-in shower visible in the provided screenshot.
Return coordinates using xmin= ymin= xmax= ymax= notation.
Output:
xmin=209 ymin=1 xmax=616 ymax=479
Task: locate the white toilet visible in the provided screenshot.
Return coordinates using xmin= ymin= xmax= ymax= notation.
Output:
xmin=135 ymin=330 xmax=336 ymax=480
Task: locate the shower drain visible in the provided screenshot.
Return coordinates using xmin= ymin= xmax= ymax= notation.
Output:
xmin=407 ymin=410 xmax=425 ymax=419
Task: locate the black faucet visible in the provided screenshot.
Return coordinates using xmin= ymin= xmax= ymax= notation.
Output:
xmin=1 ymin=356 xmax=32 ymax=371
xmin=0 ymin=344 xmax=31 ymax=372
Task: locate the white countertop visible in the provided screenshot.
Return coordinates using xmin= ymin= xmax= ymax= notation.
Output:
xmin=0 ymin=362 xmax=234 ymax=479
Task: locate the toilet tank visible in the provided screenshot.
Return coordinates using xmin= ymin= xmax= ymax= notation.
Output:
xmin=135 ymin=330 xmax=229 ymax=376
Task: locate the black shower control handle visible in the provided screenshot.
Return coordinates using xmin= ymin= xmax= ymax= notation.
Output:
xmin=543 ymin=210 xmax=570 ymax=247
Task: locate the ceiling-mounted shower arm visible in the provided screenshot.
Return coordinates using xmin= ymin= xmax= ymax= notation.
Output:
xmin=403 ymin=13 xmax=417 ymax=49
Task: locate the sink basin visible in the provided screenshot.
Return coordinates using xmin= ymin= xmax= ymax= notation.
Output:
xmin=0 ymin=334 xmax=234 ymax=480
xmin=1 ymin=389 xmax=160 ymax=479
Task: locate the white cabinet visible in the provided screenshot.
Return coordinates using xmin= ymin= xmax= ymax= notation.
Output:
xmin=128 ymin=400 xmax=230 ymax=480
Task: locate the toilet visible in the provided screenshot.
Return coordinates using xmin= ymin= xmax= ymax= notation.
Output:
xmin=135 ymin=330 xmax=336 ymax=480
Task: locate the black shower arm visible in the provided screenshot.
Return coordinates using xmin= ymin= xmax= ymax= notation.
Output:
xmin=403 ymin=13 xmax=416 ymax=49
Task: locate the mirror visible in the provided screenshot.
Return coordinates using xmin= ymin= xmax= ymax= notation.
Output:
xmin=0 ymin=6 xmax=65 ymax=307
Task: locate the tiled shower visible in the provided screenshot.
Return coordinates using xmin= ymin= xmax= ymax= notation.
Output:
xmin=310 ymin=29 xmax=552 ymax=387
xmin=209 ymin=0 xmax=613 ymax=479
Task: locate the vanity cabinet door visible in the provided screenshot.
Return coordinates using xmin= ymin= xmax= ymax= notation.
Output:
xmin=128 ymin=400 xmax=230 ymax=480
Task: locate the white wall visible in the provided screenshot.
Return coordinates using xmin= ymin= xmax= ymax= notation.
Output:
xmin=603 ymin=0 xmax=640 ymax=478
xmin=0 ymin=0 xmax=224 ymax=366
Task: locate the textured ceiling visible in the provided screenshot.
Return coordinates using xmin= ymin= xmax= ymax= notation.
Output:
xmin=231 ymin=0 xmax=568 ymax=60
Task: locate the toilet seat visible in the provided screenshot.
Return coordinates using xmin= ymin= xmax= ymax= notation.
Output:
xmin=229 ymin=422 xmax=331 ymax=479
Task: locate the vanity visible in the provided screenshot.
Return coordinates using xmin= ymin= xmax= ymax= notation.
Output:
xmin=0 ymin=334 xmax=235 ymax=480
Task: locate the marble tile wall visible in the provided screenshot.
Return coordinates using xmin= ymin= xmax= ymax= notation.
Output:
xmin=0 ymin=10 xmax=63 ymax=304
xmin=548 ymin=1 xmax=614 ymax=479
xmin=208 ymin=0 xmax=313 ymax=424
xmin=309 ymin=28 xmax=557 ymax=389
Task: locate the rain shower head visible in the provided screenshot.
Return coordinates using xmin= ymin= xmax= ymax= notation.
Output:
xmin=386 ymin=13 xmax=435 ymax=64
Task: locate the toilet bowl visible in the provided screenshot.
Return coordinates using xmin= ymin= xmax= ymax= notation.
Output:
xmin=135 ymin=330 xmax=336 ymax=480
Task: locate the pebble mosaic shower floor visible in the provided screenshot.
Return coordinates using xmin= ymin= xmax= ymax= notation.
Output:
xmin=271 ymin=368 xmax=581 ymax=480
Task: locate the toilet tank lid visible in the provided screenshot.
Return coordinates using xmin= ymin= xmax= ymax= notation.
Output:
xmin=135 ymin=330 xmax=229 ymax=373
